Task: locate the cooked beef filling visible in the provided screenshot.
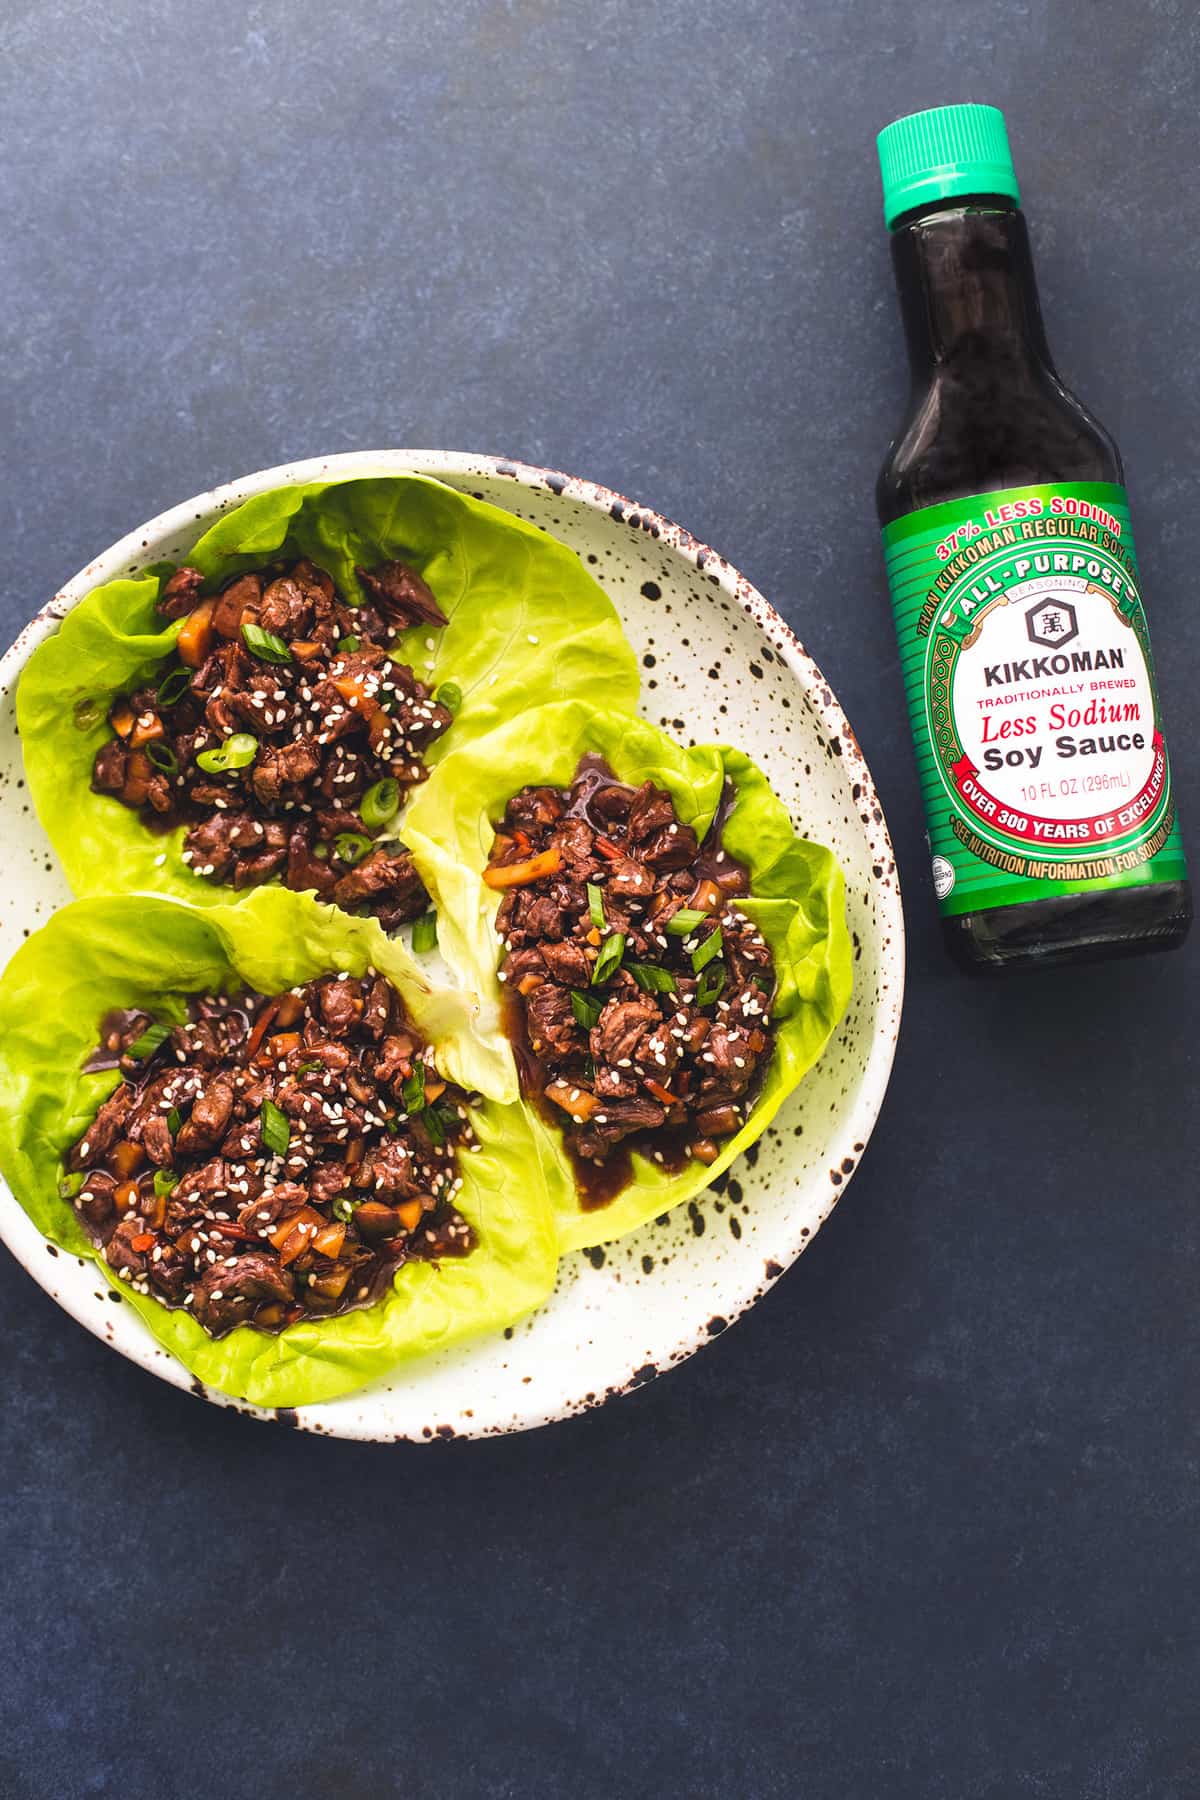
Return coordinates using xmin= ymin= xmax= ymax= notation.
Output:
xmin=90 ymin=557 xmax=456 ymax=928
xmin=64 ymin=973 xmax=475 ymax=1337
xmin=485 ymin=758 xmax=776 ymax=1202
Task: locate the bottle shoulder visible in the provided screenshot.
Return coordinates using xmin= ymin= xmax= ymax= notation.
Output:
xmin=877 ymin=359 xmax=1123 ymax=526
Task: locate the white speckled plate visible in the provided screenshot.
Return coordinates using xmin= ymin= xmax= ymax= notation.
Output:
xmin=0 ymin=451 xmax=903 ymax=1439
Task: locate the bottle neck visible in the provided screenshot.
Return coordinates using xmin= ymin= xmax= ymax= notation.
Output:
xmin=889 ymin=200 xmax=1055 ymax=383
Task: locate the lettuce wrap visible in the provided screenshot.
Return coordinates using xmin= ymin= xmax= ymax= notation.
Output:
xmin=0 ymin=888 xmax=563 ymax=1405
xmin=18 ymin=474 xmax=638 ymax=912
xmin=402 ymin=702 xmax=854 ymax=1252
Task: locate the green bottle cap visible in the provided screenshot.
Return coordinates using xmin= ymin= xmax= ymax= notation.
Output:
xmin=876 ymin=103 xmax=1020 ymax=228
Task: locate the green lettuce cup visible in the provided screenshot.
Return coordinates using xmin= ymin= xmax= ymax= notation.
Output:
xmin=0 ymin=888 xmax=563 ymax=1406
xmin=17 ymin=473 xmax=639 ymax=913
xmin=403 ymin=702 xmax=854 ymax=1252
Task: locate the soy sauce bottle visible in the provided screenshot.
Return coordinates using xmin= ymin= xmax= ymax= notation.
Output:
xmin=875 ymin=103 xmax=1190 ymax=971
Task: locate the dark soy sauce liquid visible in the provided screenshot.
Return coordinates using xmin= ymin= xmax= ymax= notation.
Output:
xmin=877 ymin=197 xmax=1192 ymax=971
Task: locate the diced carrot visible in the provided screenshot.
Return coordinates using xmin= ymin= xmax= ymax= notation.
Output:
xmin=109 ymin=702 xmax=136 ymax=739
xmin=512 ymin=829 xmax=532 ymax=854
xmin=129 ymin=712 xmax=165 ymax=749
xmin=395 ymin=1199 xmax=423 ymax=1232
xmin=110 ymin=1140 xmax=145 ymax=1178
xmin=367 ymin=711 xmax=394 ymax=753
xmin=689 ymin=877 xmax=723 ymax=915
xmin=586 ymin=927 xmax=602 ymax=947
xmin=644 ymin=1078 xmax=680 ymax=1108
xmin=279 ymin=1220 xmax=318 ymax=1267
xmin=516 ymin=972 xmax=543 ymax=996
xmin=423 ymin=1077 xmax=446 ymax=1103
xmin=482 ymin=846 xmax=563 ymax=889
xmin=254 ymin=1303 xmax=285 ymax=1326
xmin=147 ymin=1189 xmax=168 ymax=1229
xmin=594 ymin=837 xmax=622 ymax=861
xmin=120 ymin=751 xmax=155 ymax=808
xmin=244 ymin=997 xmax=280 ymax=1062
xmin=269 ymin=1213 xmax=302 ymax=1251
xmin=289 ymin=639 xmax=322 ymax=662
xmin=544 ymin=1079 xmax=601 ymax=1123
xmin=332 ymin=674 xmax=385 ymax=726
xmin=114 ymin=1180 xmax=141 ymax=1215
xmin=176 ymin=598 xmax=216 ymax=668
xmin=265 ymin=1032 xmax=301 ymax=1059
xmin=269 ymin=1207 xmax=320 ymax=1252
xmin=130 ymin=1232 xmax=155 ymax=1253
xmin=312 ymin=1221 xmax=347 ymax=1258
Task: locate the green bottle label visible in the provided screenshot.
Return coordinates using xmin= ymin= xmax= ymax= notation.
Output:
xmin=882 ymin=481 xmax=1186 ymax=917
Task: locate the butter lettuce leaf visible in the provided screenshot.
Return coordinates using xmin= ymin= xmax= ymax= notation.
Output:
xmin=0 ymin=887 xmax=562 ymax=1406
xmin=403 ymin=703 xmax=853 ymax=1251
xmin=17 ymin=474 xmax=638 ymax=911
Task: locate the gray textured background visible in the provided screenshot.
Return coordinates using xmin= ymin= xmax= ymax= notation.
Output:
xmin=3 ymin=3 xmax=1200 ymax=1797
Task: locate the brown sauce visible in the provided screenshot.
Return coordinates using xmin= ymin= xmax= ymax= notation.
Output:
xmin=82 ymin=1007 xmax=153 ymax=1075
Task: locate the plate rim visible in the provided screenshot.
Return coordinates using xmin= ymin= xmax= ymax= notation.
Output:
xmin=0 ymin=448 xmax=905 ymax=1439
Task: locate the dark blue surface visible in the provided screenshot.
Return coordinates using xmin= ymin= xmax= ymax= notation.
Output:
xmin=4 ymin=4 xmax=1200 ymax=1796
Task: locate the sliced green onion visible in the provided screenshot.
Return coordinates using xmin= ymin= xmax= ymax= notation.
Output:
xmin=73 ymin=698 xmax=103 ymax=732
xmin=313 ymin=844 xmax=329 ymax=861
xmin=153 ymin=1169 xmax=180 ymax=1198
xmin=146 ymin=741 xmax=179 ymax=773
xmin=385 ymin=1115 xmax=402 ymax=1135
xmin=59 ymin=1172 xmax=84 ymax=1200
xmin=295 ymin=1059 xmax=322 ymax=1075
xmin=628 ymin=962 xmax=677 ymax=994
xmin=127 ymin=1022 xmax=170 ymax=1060
xmin=587 ymin=882 xmax=606 ymax=931
xmin=423 ymin=1106 xmax=447 ymax=1147
xmin=166 ymin=1108 xmax=182 ymax=1135
xmin=691 ymin=926 xmax=724 ymax=974
xmin=590 ymin=932 xmax=626 ymax=986
xmin=242 ymin=623 xmax=292 ymax=664
xmin=402 ymin=1062 xmax=427 ymax=1114
xmin=261 ymin=1098 xmax=291 ymax=1157
xmin=336 ymin=635 xmax=361 ymax=654
xmin=156 ymin=666 xmax=193 ymax=708
xmin=434 ymin=681 xmax=462 ymax=716
xmin=361 ymin=778 xmax=401 ymax=829
xmin=666 ymin=908 xmax=707 ymax=936
xmin=412 ymin=911 xmax=438 ymax=953
xmin=334 ymin=832 xmax=372 ymax=867
xmin=583 ymin=1054 xmax=596 ymax=1083
xmin=332 ymin=1195 xmax=360 ymax=1223
xmin=695 ymin=963 xmax=726 ymax=1008
xmin=571 ymin=989 xmax=603 ymax=1029
xmin=196 ymin=732 xmax=258 ymax=774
